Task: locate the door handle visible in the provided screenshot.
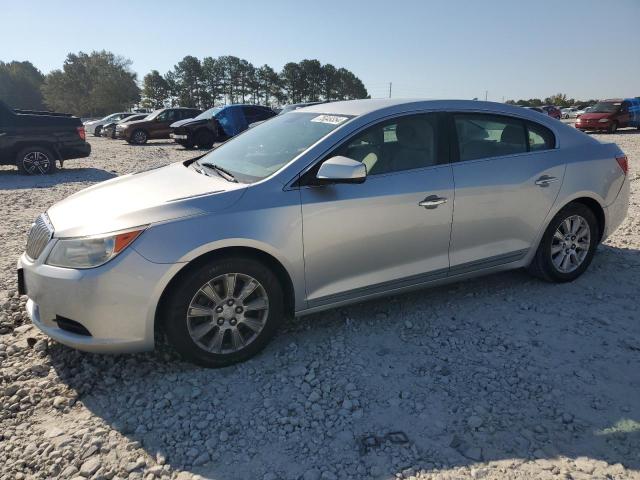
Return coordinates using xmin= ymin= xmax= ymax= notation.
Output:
xmin=419 ymin=195 xmax=447 ymax=209
xmin=535 ymin=175 xmax=558 ymax=187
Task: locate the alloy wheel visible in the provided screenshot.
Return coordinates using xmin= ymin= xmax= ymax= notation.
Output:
xmin=22 ymin=151 xmax=52 ymax=175
xmin=186 ymin=273 xmax=269 ymax=354
xmin=133 ymin=131 xmax=147 ymax=144
xmin=550 ymin=215 xmax=591 ymax=273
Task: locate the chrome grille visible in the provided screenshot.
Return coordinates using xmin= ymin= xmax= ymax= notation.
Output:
xmin=26 ymin=213 xmax=54 ymax=260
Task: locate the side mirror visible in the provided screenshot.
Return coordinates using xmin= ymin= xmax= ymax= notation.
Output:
xmin=316 ymin=156 xmax=367 ymax=184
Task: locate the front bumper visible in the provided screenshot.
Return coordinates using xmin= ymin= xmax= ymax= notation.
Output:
xmin=18 ymin=244 xmax=182 ymax=353
xmin=117 ymin=128 xmax=131 ymax=140
xmin=575 ymin=121 xmax=609 ymax=131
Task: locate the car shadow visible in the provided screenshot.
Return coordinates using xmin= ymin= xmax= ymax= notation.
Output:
xmin=0 ymin=167 xmax=117 ymax=190
xmin=46 ymin=243 xmax=640 ymax=478
xmin=129 ymin=141 xmax=177 ymax=147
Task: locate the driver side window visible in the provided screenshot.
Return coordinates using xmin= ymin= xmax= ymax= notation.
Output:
xmin=332 ymin=114 xmax=440 ymax=175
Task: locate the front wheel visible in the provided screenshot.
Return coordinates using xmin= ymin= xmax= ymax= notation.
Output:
xmin=16 ymin=147 xmax=57 ymax=175
xmin=130 ymin=129 xmax=148 ymax=145
xmin=528 ymin=203 xmax=598 ymax=282
xmin=195 ymin=131 xmax=215 ymax=149
xmin=94 ymin=126 xmax=102 ymax=137
xmin=163 ymin=257 xmax=284 ymax=367
xmin=608 ymin=121 xmax=618 ymax=134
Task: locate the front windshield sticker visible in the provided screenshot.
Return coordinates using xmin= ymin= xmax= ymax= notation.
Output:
xmin=311 ymin=114 xmax=349 ymax=125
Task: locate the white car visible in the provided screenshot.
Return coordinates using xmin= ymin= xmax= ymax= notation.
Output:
xmin=574 ymin=106 xmax=593 ymax=118
xmin=84 ymin=112 xmax=136 ymax=136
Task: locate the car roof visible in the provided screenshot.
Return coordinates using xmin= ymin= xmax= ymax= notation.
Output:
xmin=297 ymin=98 xmax=557 ymax=119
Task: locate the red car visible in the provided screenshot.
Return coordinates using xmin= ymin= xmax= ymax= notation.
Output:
xmin=541 ymin=105 xmax=561 ymax=119
xmin=575 ymin=99 xmax=639 ymax=134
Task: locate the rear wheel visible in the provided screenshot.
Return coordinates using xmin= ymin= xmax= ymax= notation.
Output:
xmin=528 ymin=203 xmax=598 ymax=282
xmin=131 ymin=129 xmax=148 ymax=145
xmin=163 ymin=257 xmax=284 ymax=367
xmin=16 ymin=147 xmax=57 ymax=175
xmin=608 ymin=121 xmax=618 ymax=134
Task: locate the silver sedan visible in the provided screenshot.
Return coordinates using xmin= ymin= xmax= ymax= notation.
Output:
xmin=18 ymin=99 xmax=629 ymax=367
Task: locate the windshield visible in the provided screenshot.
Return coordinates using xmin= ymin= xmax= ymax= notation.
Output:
xmin=589 ymin=102 xmax=620 ymax=113
xmin=197 ymin=112 xmax=352 ymax=183
xmin=195 ymin=107 xmax=223 ymax=120
xmin=101 ymin=113 xmax=120 ymax=121
xmin=145 ymin=109 xmax=163 ymax=120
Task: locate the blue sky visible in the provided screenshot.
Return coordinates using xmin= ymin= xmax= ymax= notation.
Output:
xmin=2 ymin=0 xmax=639 ymax=101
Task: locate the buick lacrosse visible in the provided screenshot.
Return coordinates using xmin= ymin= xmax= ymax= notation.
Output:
xmin=18 ymin=99 xmax=629 ymax=367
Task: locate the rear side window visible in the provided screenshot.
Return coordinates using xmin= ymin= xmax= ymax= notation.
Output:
xmin=454 ymin=114 xmax=527 ymax=161
xmin=527 ymin=121 xmax=555 ymax=151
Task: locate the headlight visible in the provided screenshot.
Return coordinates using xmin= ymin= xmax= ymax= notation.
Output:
xmin=598 ymin=118 xmax=609 ymax=123
xmin=46 ymin=227 xmax=146 ymax=269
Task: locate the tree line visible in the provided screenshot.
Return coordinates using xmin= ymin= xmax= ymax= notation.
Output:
xmin=505 ymin=93 xmax=600 ymax=108
xmin=142 ymin=55 xmax=368 ymax=110
xmin=0 ymin=51 xmax=368 ymax=117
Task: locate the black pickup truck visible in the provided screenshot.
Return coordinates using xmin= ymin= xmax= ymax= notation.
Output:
xmin=0 ymin=101 xmax=91 ymax=174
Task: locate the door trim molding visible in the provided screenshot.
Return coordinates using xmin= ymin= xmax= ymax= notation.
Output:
xmin=304 ymin=248 xmax=528 ymax=311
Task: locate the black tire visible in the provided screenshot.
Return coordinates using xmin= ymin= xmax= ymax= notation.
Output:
xmin=130 ymin=129 xmax=148 ymax=145
xmin=16 ymin=146 xmax=57 ymax=175
xmin=195 ymin=130 xmax=215 ymax=149
xmin=608 ymin=121 xmax=618 ymax=134
xmin=528 ymin=203 xmax=599 ymax=283
xmin=162 ymin=256 xmax=284 ymax=367
xmin=94 ymin=126 xmax=102 ymax=137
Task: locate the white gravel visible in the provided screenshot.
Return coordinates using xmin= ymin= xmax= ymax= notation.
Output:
xmin=1 ymin=130 xmax=639 ymax=480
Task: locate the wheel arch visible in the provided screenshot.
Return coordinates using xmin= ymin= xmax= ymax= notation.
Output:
xmin=154 ymin=245 xmax=296 ymax=339
xmin=546 ymin=195 xmax=606 ymax=243
xmin=14 ymin=142 xmax=62 ymax=162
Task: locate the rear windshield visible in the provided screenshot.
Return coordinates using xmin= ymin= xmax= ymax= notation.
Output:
xmin=589 ymin=102 xmax=621 ymax=113
xmin=197 ymin=112 xmax=352 ymax=183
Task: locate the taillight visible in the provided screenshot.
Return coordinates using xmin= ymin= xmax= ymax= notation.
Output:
xmin=616 ymin=155 xmax=628 ymax=175
xmin=77 ymin=126 xmax=86 ymax=141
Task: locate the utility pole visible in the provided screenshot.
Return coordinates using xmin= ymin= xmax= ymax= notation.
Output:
xmin=389 ymin=82 xmax=392 ymax=98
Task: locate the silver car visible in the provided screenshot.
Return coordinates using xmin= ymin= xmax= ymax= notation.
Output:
xmin=84 ymin=112 xmax=136 ymax=136
xmin=18 ymin=99 xmax=629 ymax=367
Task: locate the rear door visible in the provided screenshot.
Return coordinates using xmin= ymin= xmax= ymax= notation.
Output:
xmin=618 ymin=101 xmax=631 ymax=128
xmin=300 ymin=112 xmax=454 ymax=307
xmin=449 ymin=113 xmax=564 ymax=271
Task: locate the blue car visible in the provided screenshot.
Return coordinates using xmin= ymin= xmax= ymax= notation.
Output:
xmin=170 ymin=104 xmax=276 ymax=149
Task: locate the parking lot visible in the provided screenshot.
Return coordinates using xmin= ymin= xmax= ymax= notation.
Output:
xmin=1 ymin=129 xmax=639 ymax=479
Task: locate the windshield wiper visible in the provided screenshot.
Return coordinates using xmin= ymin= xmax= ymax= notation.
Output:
xmin=199 ymin=162 xmax=238 ymax=183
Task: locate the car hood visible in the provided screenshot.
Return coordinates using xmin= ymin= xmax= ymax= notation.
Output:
xmin=578 ymin=112 xmax=612 ymax=120
xmin=121 ymin=118 xmax=149 ymax=128
xmin=47 ymin=161 xmax=246 ymax=238
xmin=170 ymin=118 xmax=209 ymax=129
xmin=170 ymin=118 xmax=205 ymax=128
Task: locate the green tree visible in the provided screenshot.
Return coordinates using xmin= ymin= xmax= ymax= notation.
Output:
xmin=171 ymin=56 xmax=204 ymax=108
xmin=255 ymin=64 xmax=280 ymax=106
xmin=0 ymin=61 xmax=46 ymax=110
xmin=280 ymin=62 xmax=304 ymax=103
xmin=141 ymin=70 xmax=169 ymax=109
xmin=42 ymin=51 xmax=139 ymax=116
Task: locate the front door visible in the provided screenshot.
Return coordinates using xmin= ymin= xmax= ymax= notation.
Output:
xmin=152 ymin=109 xmax=180 ymax=139
xmin=449 ymin=112 xmax=564 ymax=271
xmin=300 ymin=113 xmax=454 ymax=308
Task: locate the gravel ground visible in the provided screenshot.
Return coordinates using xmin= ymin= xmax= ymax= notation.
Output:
xmin=1 ymin=129 xmax=639 ymax=480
